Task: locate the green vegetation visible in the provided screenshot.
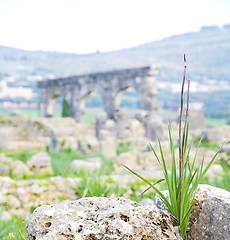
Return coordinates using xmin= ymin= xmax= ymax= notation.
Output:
xmin=62 ymin=98 xmax=70 ymax=117
xmin=123 ymin=58 xmax=223 ymax=238
xmin=116 ymin=142 xmax=131 ymax=155
xmin=83 ymin=113 xmax=95 ymax=123
xmin=0 ymin=144 xmax=229 ymax=239
xmin=75 ymin=171 xmax=125 ymax=198
xmin=201 ymin=159 xmax=230 ymax=192
xmin=205 ymin=118 xmax=228 ymax=127
xmin=0 ymin=217 xmax=27 ymax=240
xmin=49 ymin=149 xmax=84 ymax=177
xmin=6 ymin=149 xmax=39 ymax=164
xmin=193 ymin=140 xmax=219 ymax=150
xmin=0 ymin=203 xmax=27 ymax=240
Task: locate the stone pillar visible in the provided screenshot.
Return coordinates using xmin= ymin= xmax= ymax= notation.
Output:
xmin=39 ymin=100 xmax=48 ymax=118
xmin=95 ymin=112 xmax=108 ymax=140
xmin=145 ymin=114 xmax=164 ymax=141
xmin=50 ymin=130 xmax=60 ymax=152
xmin=101 ymin=88 xmax=115 ymax=119
xmin=189 ymin=102 xmax=205 ymax=129
xmin=114 ymin=109 xmax=126 ymax=139
xmin=138 ymin=76 xmax=159 ymax=115
xmin=69 ymin=88 xmax=81 ymax=122
xmin=38 ymin=88 xmax=49 ymax=118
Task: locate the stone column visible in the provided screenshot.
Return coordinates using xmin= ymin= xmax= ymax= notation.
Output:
xmin=114 ymin=109 xmax=126 ymax=138
xmin=189 ymin=102 xmax=205 ymax=129
xmin=102 ymin=92 xmax=115 ymax=119
xmin=38 ymin=88 xmax=49 ymax=118
xmin=95 ymin=112 xmax=108 ymax=140
xmin=69 ymin=87 xmax=81 ymax=122
xmin=145 ymin=114 xmax=164 ymax=141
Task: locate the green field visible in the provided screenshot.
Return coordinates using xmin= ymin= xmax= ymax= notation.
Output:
xmin=205 ymin=118 xmax=228 ymax=127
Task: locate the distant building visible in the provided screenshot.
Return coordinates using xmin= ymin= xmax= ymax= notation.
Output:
xmin=0 ymin=81 xmax=36 ymax=99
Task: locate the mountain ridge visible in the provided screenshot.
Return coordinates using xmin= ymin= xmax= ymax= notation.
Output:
xmin=0 ymin=25 xmax=230 ymax=83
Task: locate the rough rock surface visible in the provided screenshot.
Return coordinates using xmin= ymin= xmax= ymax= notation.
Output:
xmin=10 ymin=160 xmax=33 ymax=178
xmin=114 ymin=149 xmax=159 ymax=170
xmin=26 ymin=197 xmax=177 ymax=240
xmin=27 ymin=152 xmax=51 ymax=169
xmin=27 ymin=152 xmax=54 ymax=175
xmin=70 ymin=157 xmax=101 ymax=172
xmin=0 ymin=176 xmax=80 ymax=219
xmin=188 ymin=195 xmax=230 ymax=240
xmin=155 ymin=184 xmax=230 ymax=239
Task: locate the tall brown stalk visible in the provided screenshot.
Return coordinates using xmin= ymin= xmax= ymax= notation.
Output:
xmin=178 ymin=54 xmax=190 ymax=226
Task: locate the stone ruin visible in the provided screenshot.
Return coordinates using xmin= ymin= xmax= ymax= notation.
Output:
xmin=37 ymin=65 xmax=164 ymax=141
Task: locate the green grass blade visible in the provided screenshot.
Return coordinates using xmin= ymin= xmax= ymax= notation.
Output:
xmin=140 ymin=179 xmax=165 ymax=196
xmin=200 ymin=143 xmax=224 ymax=180
xmin=156 ymin=134 xmax=169 ymax=182
xmin=168 ymin=123 xmax=178 ymax=212
xmin=191 ymin=133 xmax=205 ymax=171
xmin=149 ymin=143 xmax=162 ymax=167
xmin=123 ymin=164 xmax=175 ymax=215
xmin=182 ymin=120 xmax=190 ymax=164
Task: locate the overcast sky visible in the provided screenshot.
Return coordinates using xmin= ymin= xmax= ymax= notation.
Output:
xmin=0 ymin=0 xmax=230 ymax=54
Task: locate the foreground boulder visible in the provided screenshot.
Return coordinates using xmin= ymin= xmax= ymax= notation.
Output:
xmin=26 ymin=197 xmax=178 ymax=240
xmin=156 ymin=184 xmax=230 ymax=239
xmin=188 ymin=186 xmax=230 ymax=240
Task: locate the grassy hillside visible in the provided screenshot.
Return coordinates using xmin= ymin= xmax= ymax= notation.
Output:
xmin=0 ymin=25 xmax=230 ymax=83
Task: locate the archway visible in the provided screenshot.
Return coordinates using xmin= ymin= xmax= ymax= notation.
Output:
xmin=47 ymin=95 xmax=70 ymax=118
xmin=80 ymin=91 xmax=104 ymax=123
xmin=115 ymin=87 xmax=142 ymax=118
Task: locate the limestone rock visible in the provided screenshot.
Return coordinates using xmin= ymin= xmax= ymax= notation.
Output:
xmin=7 ymin=194 xmax=21 ymax=209
xmin=70 ymin=158 xmax=101 ymax=172
xmin=204 ymin=164 xmax=223 ymax=181
xmin=27 ymin=152 xmax=53 ymax=175
xmin=188 ymin=195 xmax=230 ymax=239
xmin=114 ymin=149 xmax=158 ymax=170
xmin=27 ymin=152 xmax=51 ymax=169
xmin=0 ymin=176 xmax=80 ymax=219
xmin=0 ymin=162 xmax=10 ymax=175
xmin=204 ymin=127 xmax=224 ymax=142
xmin=77 ymin=135 xmax=99 ymax=153
xmin=10 ymin=160 xmax=33 ymax=178
xmin=26 ymin=197 xmax=177 ymax=240
xmin=155 ymin=184 xmax=230 ymax=239
xmin=125 ymin=119 xmax=145 ymax=138
xmin=189 ymin=102 xmax=205 ymax=129
xmin=100 ymin=138 xmax=117 ymax=158
xmin=222 ymin=142 xmax=230 ymax=154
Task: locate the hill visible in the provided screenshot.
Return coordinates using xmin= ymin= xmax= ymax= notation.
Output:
xmin=0 ymin=24 xmax=230 ymax=83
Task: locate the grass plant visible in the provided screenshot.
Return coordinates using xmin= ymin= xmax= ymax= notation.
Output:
xmin=123 ymin=55 xmax=223 ymax=239
xmin=0 ymin=203 xmax=27 ymax=240
xmin=75 ymin=170 xmax=126 ymax=198
xmin=116 ymin=142 xmax=131 ymax=155
xmin=49 ymin=149 xmax=84 ymax=177
xmin=6 ymin=149 xmax=38 ymax=164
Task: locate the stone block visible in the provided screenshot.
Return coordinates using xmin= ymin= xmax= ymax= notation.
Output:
xmin=155 ymin=184 xmax=230 ymax=239
xmin=188 ymin=195 xmax=230 ymax=240
xmin=26 ymin=197 xmax=177 ymax=240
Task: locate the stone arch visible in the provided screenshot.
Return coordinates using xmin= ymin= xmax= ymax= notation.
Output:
xmin=114 ymin=87 xmax=129 ymax=110
xmin=46 ymin=94 xmax=70 ymax=117
xmin=46 ymin=95 xmax=59 ymax=117
xmin=37 ymin=65 xmax=160 ymax=121
xmin=79 ymin=91 xmax=93 ymax=112
xmin=115 ymin=86 xmax=142 ymax=113
xmin=78 ymin=91 xmax=104 ymax=122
